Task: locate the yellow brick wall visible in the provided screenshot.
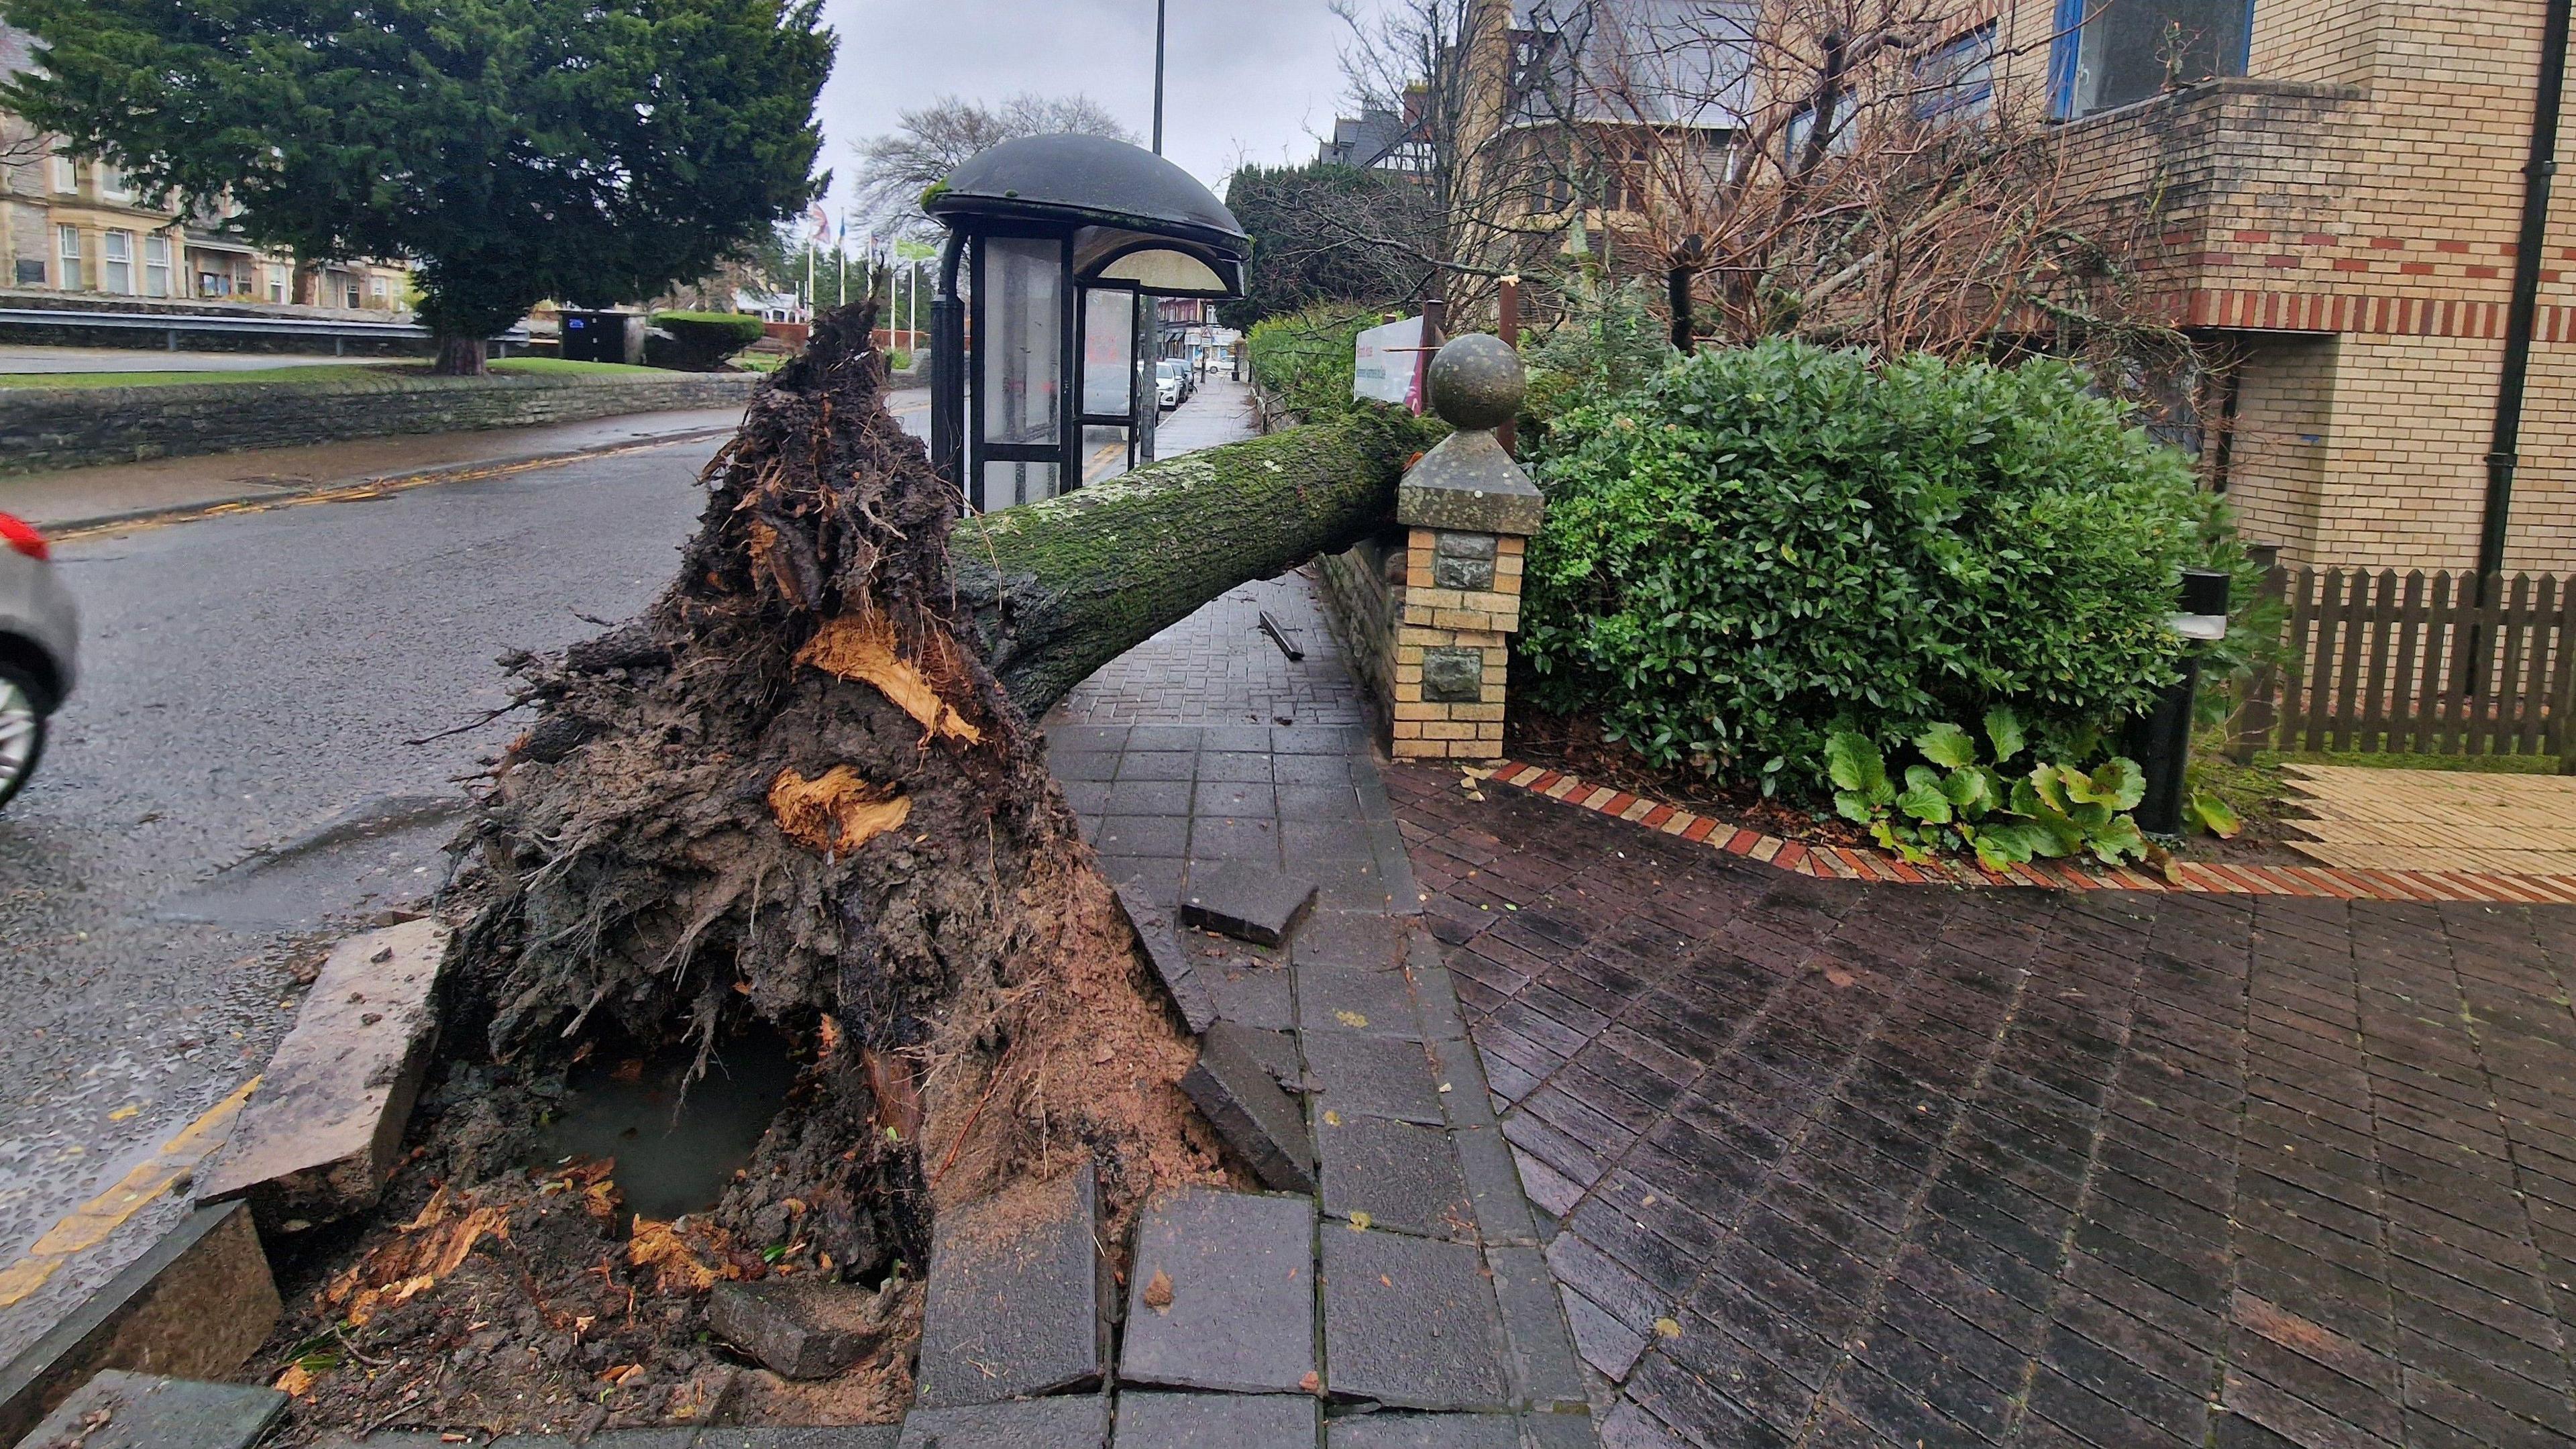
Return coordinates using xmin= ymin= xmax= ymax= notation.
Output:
xmin=2222 ymin=334 xmax=2339 ymax=561
xmin=1387 ymin=529 xmax=1526 ymax=761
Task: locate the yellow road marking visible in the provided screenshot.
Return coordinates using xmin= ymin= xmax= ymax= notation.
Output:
xmin=1081 ymin=439 xmax=1124 ymax=485
xmin=0 ymin=1075 xmax=260 ymax=1307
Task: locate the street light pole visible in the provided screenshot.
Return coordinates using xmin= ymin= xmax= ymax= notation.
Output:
xmin=1152 ymin=0 xmax=1167 ymax=156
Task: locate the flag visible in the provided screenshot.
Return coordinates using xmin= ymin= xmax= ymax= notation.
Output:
xmin=807 ymin=204 xmax=831 ymax=244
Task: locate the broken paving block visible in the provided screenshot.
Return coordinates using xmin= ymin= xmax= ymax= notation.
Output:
xmin=1317 ymin=1114 xmax=1472 ymax=1240
xmin=1114 ymin=883 xmax=1218 ymax=1034
xmin=707 ymin=1278 xmax=898 ymax=1380
xmin=196 ymin=919 xmax=451 ymax=1225
xmin=1120 ymin=1189 xmax=1317 ymax=1394
xmin=897 ymin=1394 xmax=1110 ymax=1449
xmin=13 ymin=1371 xmax=284 ymax=1449
xmin=0 ymin=1201 xmax=279 ymax=1448
xmin=1179 ymin=1023 xmax=1316 ymax=1195
xmin=1324 ymin=1412 xmax=1524 ymax=1448
xmin=912 ymin=1162 xmax=1110 ymax=1407
xmin=1179 ymin=862 xmax=1316 ymax=947
xmin=1114 ymin=1391 xmax=1319 ymax=1448
xmin=1320 ymin=1228 xmax=1510 ymax=1411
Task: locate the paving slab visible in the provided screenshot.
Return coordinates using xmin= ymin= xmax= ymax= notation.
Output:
xmin=0 ymin=1202 xmax=279 ymax=1446
xmin=913 ymin=1163 xmax=1110 ymax=1407
xmin=1302 ymin=1035 xmax=1446 ymax=1126
xmin=1324 ymin=1412 xmax=1521 ymax=1448
xmin=1182 ymin=862 xmax=1318 ymax=947
xmin=1121 ymin=1189 xmax=1318 ymax=1393
xmin=1483 ymin=1247 xmax=1587 ymax=1409
xmin=196 ymin=919 xmax=451 ymax=1224
xmin=897 ymin=1394 xmax=1111 ymax=1449
xmin=1112 ymin=1391 xmax=1319 ymax=1448
xmin=1294 ymin=912 xmax=1407 ymax=970
xmin=1317 ymin=1114 xmax=1472 ymax=1240
xmin=1320 ymin=1229 xmax=1509 ymax=1411
xmin=11 ymin=1370 xmax=283 ymax=1449
xmin=1298 ymin=964 xmax=1422 ymax=1038
xmin=1113 ymin=885 xmax=1218 ymax=1034
xmin=707 ymin=1279 xmax=898 ymax=1380
xmin=691 ymin=1432 xmax=904 ymax=1448
xmin=1179 ymin=1025 xmax=1317 ymax=1194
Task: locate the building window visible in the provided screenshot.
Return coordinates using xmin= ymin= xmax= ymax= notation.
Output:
xmin=15 ymin=258 xmax=44 ymax=286
xmin=270 ymin=268 xmax=288 ymax=303
xmin=102 ymin=230 xmax=133 ymax=294
xmin=369 ymin=274 xmax=388 ymax=305
xmin=345 ymin=282 xmax=362 ymax=309
xmin=144 ymin=234 xmax=172 ymax=297
xmin=198 ymin=267 xmax=229 ymax=298
xmin=51 ymin=152 xmax=76 ymax=193
xmin=2055 ymin=0 xmax=2253 ymax=118
xmin=57 ymin=225 xmax=81 ymax=290
xmin=1917 ymin=24 xmax=1998 ymax=121
xmin=97 ymin=164 xmax=131 ymax=201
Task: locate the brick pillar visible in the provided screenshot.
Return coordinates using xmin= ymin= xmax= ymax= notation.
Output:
xmin=1385 ymin=333 xmax=1543 ymax=762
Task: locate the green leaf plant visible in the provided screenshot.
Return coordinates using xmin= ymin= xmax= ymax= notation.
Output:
xmin=1827 ymin=707 xmax=2154 ymax=873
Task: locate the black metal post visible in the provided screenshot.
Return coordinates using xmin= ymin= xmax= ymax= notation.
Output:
xmin=1151 ymin=0 xmax=1168 ymax=156
xmin=930 ymin=231 xmax=967 ymax=507
xmin=1668 ymin=234 xmax=1705 ymax=354
xmin=2129 ymin=570 xmax=2233 ymax=838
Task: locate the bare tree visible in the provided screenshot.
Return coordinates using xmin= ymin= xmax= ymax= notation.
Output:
xmin=850 ymin=93 xmax=1138 ymax=237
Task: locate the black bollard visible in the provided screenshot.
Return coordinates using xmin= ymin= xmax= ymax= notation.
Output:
xmin=2129 ymin=569 xmax=2233 ymax=838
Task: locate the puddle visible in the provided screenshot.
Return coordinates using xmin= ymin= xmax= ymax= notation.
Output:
xmin=156 ymin=794 xmax=465 ymax=927
xmin=534 ymin=1026 xmax=799 ymax=1224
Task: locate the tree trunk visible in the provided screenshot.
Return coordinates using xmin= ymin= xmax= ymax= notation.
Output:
xmin=433 ymin=334 xmax=488 ymax=376
xmin=953 ymin=405 xmax=1438 ymax=719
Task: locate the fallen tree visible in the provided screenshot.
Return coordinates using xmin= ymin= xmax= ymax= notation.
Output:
xmin=258 ymin=301 xmax=1432 ymax=1440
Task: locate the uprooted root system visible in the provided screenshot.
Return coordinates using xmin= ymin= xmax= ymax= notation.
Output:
xmin=254 ymin=302 xmax=1221 ymax=1440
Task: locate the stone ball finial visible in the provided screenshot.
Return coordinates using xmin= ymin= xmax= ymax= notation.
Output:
xmin=1426 ymin=333 xmax=1525 ymax=433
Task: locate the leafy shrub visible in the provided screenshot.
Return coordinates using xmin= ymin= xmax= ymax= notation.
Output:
xmin=1825 ymin=708 xmax=2151 ymax=870
xmin=647 ymin=310 xmax=767 ymax=371
xmin=1519 ymin=237 xmax=1673 ymax=434
xmin=1246 ymin=304 xmax=1378 ymax=419
xmin=1522 ymin=339 xmax=2219 ymax=792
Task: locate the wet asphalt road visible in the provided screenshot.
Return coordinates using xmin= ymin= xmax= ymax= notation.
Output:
xmin=0 ymin=436 xmax=724 ymax=1360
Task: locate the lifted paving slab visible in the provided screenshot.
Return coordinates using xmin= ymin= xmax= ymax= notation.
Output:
xmin=0 ymin=1201 xmax=278 ymax=1446
xmin=1120 ymin=1189 xmax=1318 ymax=1394
xmin=11 ymin=1370 xmax=283 ymax=1449
xmin=897 ymin=1394 xmax=1110 ymax=1449
xmin=1181 ymin=862 xmax=1316 ymax=947
xmin=196 ymin=919 xmax=450 ymax=1226
xmin=1301 ymin=1034 xmax=1445 ymax=1126
xmin=912 ymin=1163 xmax=1110 ymax=1408
xmin=1320 ymin=1229 xmax=1509 ymax=1412
xmin=1179 ymin=1024 xmax=1317 ymax=1194
xmin=1111 ymin=1391 xmax=1318 ymax=1448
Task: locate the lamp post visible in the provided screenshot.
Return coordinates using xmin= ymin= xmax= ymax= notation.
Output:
xmin=1152 ymin=0 xmax=1168 ymax=156
xmin=926 ymin=133 xmax=1249 ymax=513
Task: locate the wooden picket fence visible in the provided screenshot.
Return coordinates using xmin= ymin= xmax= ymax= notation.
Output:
xmin=2235 ymin=567 xmax=2576 ymax=761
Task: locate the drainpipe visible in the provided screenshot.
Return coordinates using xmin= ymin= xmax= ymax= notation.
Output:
xmin=2479 ymin=0 xmax=2571 ymax=584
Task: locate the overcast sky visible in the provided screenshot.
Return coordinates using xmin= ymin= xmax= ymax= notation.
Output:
xmin=812 ymin=0 xmax=1366 ymax=226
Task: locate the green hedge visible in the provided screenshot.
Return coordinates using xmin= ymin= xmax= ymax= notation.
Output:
xmin=1246 ymin=304 xmax=1377 ymax=419
xmin=648 ymin=310 xmax=767 ymax=371
xmin=1521 ymin=339 xmax=2221 ymax=792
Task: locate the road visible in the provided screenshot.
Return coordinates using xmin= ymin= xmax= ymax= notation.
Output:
xmin=0 ymin=378 xmax=1218 ymax=1362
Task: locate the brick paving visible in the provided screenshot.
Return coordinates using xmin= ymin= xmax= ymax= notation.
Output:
xmin=1387 ymin=762 xmax=2576 ymax=1449
xmin=2284 ymin=765 xmax=2576 ymax=877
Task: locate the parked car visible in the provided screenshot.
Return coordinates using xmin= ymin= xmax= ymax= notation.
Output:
xmin=0 ymin=512 xmax=76 ymax=810
xmin=1155 ymin=361 xmax=1185 ymax=411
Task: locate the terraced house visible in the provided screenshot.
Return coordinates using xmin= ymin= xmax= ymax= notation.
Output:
xmin=1987 ymin=0 xmax=2576 ymax=575
xmin=0 ymin=23 xmax=409 ymax=316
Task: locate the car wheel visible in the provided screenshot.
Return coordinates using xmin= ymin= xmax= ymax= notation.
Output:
xmin=0 ymin=664 xmax=48 ymax=811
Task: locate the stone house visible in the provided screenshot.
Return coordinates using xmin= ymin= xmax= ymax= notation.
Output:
xmin=0 ymin=24 xmax=410 ymax=315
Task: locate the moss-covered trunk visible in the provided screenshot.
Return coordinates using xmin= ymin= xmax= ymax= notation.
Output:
xmin=954 ymin=407 xmax=1439 ymax=720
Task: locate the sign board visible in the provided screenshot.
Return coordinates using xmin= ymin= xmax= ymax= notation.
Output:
xmin=1353 ymin=315 xmax=1424 ymax=408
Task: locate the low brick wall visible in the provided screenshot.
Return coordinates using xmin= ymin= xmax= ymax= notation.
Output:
xmin=1316 ymin=531 xmax=1407 ymax=722
xmin=0 ymin=370 xmax=758 ymax=476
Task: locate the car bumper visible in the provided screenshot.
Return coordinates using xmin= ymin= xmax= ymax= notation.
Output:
xmin=16 ymin=564 xmax=77 ymax=706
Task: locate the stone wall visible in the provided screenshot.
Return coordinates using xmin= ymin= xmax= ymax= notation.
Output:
xmin=1315 ymin=529 xmax=1408 ymax=724
xmin=0 ymin=370 xmax=758 ymax=476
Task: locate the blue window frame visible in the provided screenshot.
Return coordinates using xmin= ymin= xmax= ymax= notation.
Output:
xmin=2052 ymin=0 xmax=2255 ymax=119
xmin=1917 ymin=23 xmax=1998 ymax=121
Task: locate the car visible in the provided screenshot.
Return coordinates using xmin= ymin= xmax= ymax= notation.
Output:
xmin=0 ymin=511 xmax=77 ymax=810
xmin=1155 ymin=362 xmax=1184 ymax=411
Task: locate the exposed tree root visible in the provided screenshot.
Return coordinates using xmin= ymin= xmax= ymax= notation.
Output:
xmin=256 ymin=301 xmax=1221 ymax=1440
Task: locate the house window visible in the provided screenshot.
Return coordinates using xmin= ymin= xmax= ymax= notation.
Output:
xmin=144 ymin=234 xmax=172 ymax=297
xmin=102 ymin=230 xmax=133 ymax=294
xmin=270 ymin=268 xmax=288 ymax=303
xmin=15 ymin=258 xmax=44 ymax=286
xmin=1918 ymin=24 xmax=1998 ymax=121
xmin=51 ymin=152 xmax=76 ymax=193
xmin=2056 ymin=0 xmax=2253 ymax=118
xmin=369 ymin=275 xmax=388 ymax=305
xmin=1783 ymin=103 xmax=1856 ymax=167
xmin=97 ymin=164 xmax=131 ymax=201
xmin=345 ymin=282 xmax=362 ymax=309
xmin=57 ymin=225 xmax=81 ymax=290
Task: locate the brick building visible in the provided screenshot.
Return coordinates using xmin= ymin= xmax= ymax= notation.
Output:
xmin=1986 ymin=0 xmax=2574 ymax=573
